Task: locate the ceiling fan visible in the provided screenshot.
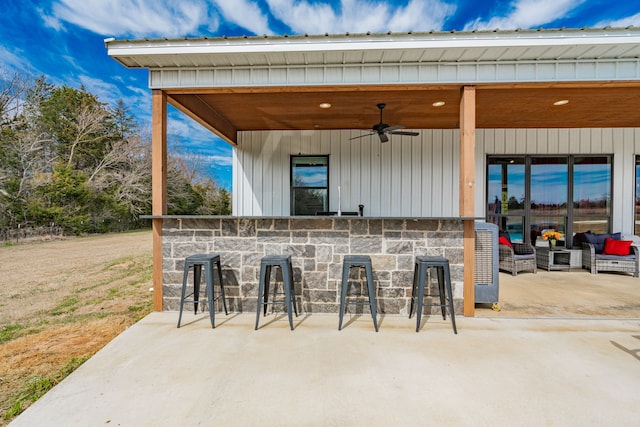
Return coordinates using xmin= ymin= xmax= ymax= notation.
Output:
xmin=349 ymin=103 xmax=419 ymax=143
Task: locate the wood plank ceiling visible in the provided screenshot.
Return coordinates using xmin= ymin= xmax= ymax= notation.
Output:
xmin=166 ymin=82 xmax=640 ymax=144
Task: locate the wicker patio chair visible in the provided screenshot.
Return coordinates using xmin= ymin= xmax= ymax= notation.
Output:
xmin=499 ymin=240 xmax=537 ymax=276
xmin=582 ymin=243 xmax=639 ymax=277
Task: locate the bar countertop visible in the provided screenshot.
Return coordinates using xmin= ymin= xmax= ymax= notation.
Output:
xmin=141 ymin=215 xmax=483 ymax=220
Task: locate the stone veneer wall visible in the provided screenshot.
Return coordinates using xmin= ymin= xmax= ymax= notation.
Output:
xmin=162 ymin=217 xmax=465 ymax=315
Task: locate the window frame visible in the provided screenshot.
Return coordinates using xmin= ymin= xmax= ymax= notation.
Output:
xmin=290 ymin=155 xmax=330 ymax=216
xmin=486 ymin=154 xmax=612 ymax=248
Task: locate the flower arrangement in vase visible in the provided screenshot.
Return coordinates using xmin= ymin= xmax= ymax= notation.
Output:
xmin=541 ymin=231 xmax=563 ymax=250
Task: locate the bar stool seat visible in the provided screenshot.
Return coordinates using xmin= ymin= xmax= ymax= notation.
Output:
xmin=410 ymin=256 xmax=457 ymax=334
xmin=339 ymin=255 xmax=378 ymax=332
xmin=177 ymin=253 xmax=228 ymax=328
xmin=255 ymin=255 xmax=298 ymax=330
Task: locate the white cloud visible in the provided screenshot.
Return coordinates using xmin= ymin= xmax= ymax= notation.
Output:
xmin=38 ymin=7 xmax=65 ymax=31
xmin=265 ymin=0 xmax=455 ymax=34
xmin=594 ymin=12 xmax=640 ymax=28
xmin=0 ymin=45 xmax=31 ymax=74
xmin=213 ymin=0 xmax=272 ymax=35
xmin=464 ymin=0 xmax=585 ymax=31
xmin=49 ymin=0 xmax=217 ymax=38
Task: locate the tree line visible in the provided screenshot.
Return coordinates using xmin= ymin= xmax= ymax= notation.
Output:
xmin=0 ymin=71 xmax=230 ymax=237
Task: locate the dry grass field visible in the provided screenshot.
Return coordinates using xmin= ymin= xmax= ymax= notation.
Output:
xmin=0 ymin=230 xmax=153 ymax=425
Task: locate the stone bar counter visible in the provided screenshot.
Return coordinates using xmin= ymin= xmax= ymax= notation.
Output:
xmin=158 ymin=216 xmax=466 ymax=315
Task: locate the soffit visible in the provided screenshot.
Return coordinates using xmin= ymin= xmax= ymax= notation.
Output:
xmin=165 ymin=82 xmax=640 ymax=144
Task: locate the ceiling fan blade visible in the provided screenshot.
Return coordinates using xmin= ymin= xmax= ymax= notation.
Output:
xmin=389 ymin=130 xmax=420 ymax=136
xmin=349 ymin=132 xmax=374 ymax=140
xmin=384 ymin=125 xmax=405 ymax=132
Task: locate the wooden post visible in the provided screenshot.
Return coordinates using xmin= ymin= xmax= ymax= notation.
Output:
xmin=460 ymin=86 xmax=476 ymax=317
xmin=152 ymin=90 xmax=167 ymax=311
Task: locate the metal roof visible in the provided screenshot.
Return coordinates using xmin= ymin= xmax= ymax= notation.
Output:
xmin=106 ymin=27 xmax=640 ymax=69
xmin=105 ymin=27 xmax=640 ymax=144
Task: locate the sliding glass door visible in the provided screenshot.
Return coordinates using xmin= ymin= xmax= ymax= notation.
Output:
xmin=487 ymin=155 xmax=611 ymax=248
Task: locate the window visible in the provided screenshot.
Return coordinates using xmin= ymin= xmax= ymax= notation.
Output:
xmin=636 ymin=156 xmax=640 ymax=235
xmin=572 ymin=156 xmax=611 ymax=236
xmin=530 ymin=157 xmax=568 ymax=245
xmin=290 ymin=156 xmax=329 ymax=215
xmin=486 ymin=158 xmax=525 ymax=242
xmin=486 ymin=155 xmax=612 ymax=247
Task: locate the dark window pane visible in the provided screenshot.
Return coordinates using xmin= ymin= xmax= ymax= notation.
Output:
xmin=637 ymin=156 xmax=640 ymax=235
xmin=292 ymin=156 xmax=328 ymax=187
xmin=530 ymin=157 xmax=567 ymax=215
xmin=292 ymin=188 xmax=327 ymax=215
xmin=573 ymin=156 xmax=611 ymax=216
xmin=530 ymin=216 xmax=566 ymax=247
xmin=487 ymin=159 xmax=525 ymax=216
xmin=573 ymin=216 xmax=609 ymax=235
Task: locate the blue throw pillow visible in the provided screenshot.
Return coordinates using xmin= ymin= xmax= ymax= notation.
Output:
xmin=584 ymin=232 xmax=621 ymax=254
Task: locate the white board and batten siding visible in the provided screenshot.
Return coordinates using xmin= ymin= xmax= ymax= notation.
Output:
xmin=233 ymin=129 xmax=460 ymax=217
xmin=233 ymin=128 xmax=640 ymax=234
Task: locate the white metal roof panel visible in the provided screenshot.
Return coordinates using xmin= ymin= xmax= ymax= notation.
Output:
xmin=106 ymin=28 xmax=640 ymax=87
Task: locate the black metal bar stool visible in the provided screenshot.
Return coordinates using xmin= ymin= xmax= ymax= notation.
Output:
xmin=255 ymin=255 xmax=298 ymax=330
xmin=177 ymin=253 xmax=228 ymax=328
xmin=410 ymin=256 xmax=457 ymax=334
xmin=339 ymin=255 xmax=378 ymax=332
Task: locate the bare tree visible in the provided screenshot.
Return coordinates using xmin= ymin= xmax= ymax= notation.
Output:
xmin=0 ymin=71 xmax=28 ymax=126
xmin=66 ymin=104 xmax=109 ymax=169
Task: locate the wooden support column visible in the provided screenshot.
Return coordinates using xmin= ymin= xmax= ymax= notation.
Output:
xmin=152 ymin=90 xmax=168 ymax=311
xmin=460 ymin=86 xmax=476 ymax=317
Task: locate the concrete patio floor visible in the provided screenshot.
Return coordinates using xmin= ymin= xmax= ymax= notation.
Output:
xmin=10 ymin=307 xmax=640 ymax=426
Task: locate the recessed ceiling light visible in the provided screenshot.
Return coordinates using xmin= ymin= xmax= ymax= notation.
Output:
xmin=432 ymin=101 xmax=446 ymax=107
xmin=319 ymin=102 xmax=331 ymax=109
xmin=553 ymin=99 xmax=569 ymax=106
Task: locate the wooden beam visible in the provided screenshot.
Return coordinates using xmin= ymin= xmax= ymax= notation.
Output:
xmin=460 ymin=86 xmax=476 ymax=317
xmin=152 ymin=90 xmax=168 ymax=312
xmin=168 ymin=94 xmax=238 ymax=145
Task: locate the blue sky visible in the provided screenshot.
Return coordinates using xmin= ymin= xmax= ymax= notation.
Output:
xmin=2 ymin=1 xmax=640 ymax=190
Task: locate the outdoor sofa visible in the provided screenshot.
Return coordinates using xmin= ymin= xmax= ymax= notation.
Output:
xmin=578 ymin=232 xmax=639 ymax=277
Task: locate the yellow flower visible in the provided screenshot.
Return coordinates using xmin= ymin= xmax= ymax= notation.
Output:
xmin=541 ymin=231 xmax=563 ymax=240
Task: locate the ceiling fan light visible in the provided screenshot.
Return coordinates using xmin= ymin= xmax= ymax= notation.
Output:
xmin=432 ymin=101 xmax=446 ymax=107
xmin=319 ymin=102 xmax=331 ymax=109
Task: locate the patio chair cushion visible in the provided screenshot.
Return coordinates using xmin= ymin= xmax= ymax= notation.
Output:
xmin=584 ymin=232 xmax=621 ymax=254
xmin=602 ymin=238 xmax=633 ymax=256
xmin=499 ymin=231 xmax=512 ymax=244
xmin=498 ymin=236 xmax=513 ymax=249
xmin=572 ymin=231 xmax=590 ymax=247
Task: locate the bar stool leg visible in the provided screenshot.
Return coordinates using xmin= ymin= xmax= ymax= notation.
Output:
xmin=364 ymin=263 xmax=378 ymax=332
xmin=288 ymin=260 xmax=299 ymax=317
xmin=193 ymin=264 xmax=202 ymax=314
xmin=415 ymin=263 xmax=428 ymax=333
xmin=409 ymin=261 xmax=419 ymax=318
xmin=436 ymin=267 xmax=447 ymax=319
xmin=443 ymin=263 xmax=457 ymax=334
xmin=282 ymin=263 xmax=294 ymax=331
xmin=338 ymin=263 xmax=350 ymax=330
xmin=215 ymin=258 xmax=228 ymax=315
xmin=177 ymin=263 xmax=190 ymax=328
xmin=205 ymin=261 xmax=215 ymax=328
xmin=255 ymin=263 xmax=267 ymax=330
xmin=263 ymin=265 xmax=272 ymax=316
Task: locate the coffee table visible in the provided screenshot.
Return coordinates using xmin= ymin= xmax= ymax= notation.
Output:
xmin=536 ymin=247 xmax=571 ymax=271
